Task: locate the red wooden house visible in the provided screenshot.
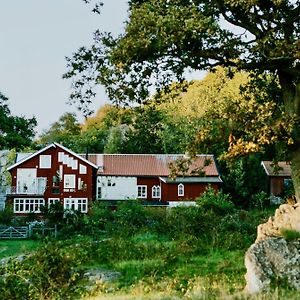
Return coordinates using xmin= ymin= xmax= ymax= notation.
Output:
xmin=85 ymin=154 xmax=222 ymax=206
xmin=261 ymin=161 xmax=292 ymax=196
xmin=6 ymin=143 xmax=97 ymax=214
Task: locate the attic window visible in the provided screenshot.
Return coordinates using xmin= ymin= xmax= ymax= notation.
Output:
xmin=39 ymin=155 xmax=51 ymax=169
xmin=79 ymin=164 xmax=87 ymax=174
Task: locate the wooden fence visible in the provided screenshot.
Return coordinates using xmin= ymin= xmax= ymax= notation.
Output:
xmin=0 ymin=226 xmax=28 ymax=239
xmin=0 ymin=225 xmax=57 ymax=239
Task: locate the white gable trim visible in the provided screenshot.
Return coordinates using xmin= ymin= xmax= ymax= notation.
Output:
xmin=261 ymin=161 xmax=270 ymax=176
xmin=7 ymin=143 xmax=55 ymax=171
xmin=54 ymin=143 xmax=97 ymax=169
xmin=7 ymin=143 xmax=98 ymax=171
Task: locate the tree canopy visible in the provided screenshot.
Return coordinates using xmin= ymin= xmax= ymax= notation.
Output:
xmin=38 ymin=112 xmax=81 ymax=150
xmin=0 ymin=92 xmax=36 ymax=151
xmin=65 ymin=0 xmax=300 ymax=200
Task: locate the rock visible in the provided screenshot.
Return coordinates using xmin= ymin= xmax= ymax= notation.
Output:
xmin=244 ymin=237 xmax=300 ymax=294
xmin=256 ymin=203 xmax=300 ymax=242
xmin=84 ymin=268 xmax=121 ymax=283
xmin=245 ymin=202 xmax=300 ymax=294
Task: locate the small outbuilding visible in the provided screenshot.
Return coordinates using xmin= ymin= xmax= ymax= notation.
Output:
xmin=261 ymin=161 xmax=292 ymax=197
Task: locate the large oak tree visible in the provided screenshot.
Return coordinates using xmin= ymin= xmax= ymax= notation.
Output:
xmin=65 ymin=1 xmax=300 ymax=200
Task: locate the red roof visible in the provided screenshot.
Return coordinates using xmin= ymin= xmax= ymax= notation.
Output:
xmin=83 ymin=154 xmax=219 ymax=177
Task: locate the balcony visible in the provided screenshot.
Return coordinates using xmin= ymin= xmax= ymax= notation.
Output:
xmin=6 ymin=186 xmax=47 ymax=196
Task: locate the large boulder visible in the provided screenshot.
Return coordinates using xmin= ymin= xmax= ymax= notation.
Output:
xmin=244 ymin=237 xmax=300 ymax=294
xmin=256 ymin=203 xmax=300 ymax=242
xmin=244 ymin=203 xmax=300 ymax=294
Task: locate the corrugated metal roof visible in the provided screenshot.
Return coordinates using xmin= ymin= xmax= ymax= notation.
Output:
xmin=159 ymin=176 xmax=222 ymax=183
xmin=261 ymin=161 xmax=291 ymax=176
xmin=16 ymin=153 xmax=33 ymax=163
xmin=83 ymin=154 xmax=219 ymax=177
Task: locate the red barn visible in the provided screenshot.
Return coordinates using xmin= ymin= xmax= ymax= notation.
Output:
xmin=85 ymin=154 xmax=222 ymax=206
xmin=6 ymin=143 xmax=97 ymax=215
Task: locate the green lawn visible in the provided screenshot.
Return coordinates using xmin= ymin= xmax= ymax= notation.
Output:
xmin=0 ymin=240 xmax=40 ymax=259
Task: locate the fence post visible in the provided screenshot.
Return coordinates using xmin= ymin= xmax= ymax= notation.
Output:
xmin=54 ymin=224 xmax=57 ymax=238
xmin=28 ymin=225 xmax=32 ymax=238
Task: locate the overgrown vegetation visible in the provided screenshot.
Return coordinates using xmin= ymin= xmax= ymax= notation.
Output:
xmin=0 ymin=192 xmax=290 ymax=299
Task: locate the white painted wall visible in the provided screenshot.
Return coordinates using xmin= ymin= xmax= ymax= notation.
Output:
xmin=97 ymin=176 xmax=138 ymax=200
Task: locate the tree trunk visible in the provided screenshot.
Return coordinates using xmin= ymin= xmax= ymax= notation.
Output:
xmin=291 ymin=152 xmax=300 ymax=201
xmin=278 ymin=71 xmax=300 ymax=202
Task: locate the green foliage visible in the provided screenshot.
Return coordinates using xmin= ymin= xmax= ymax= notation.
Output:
xmin=0 ymin=206 xmax=14 ymax=225
xmin=221 ymin=155 xmax=268 ymax=206
xmin=281 ymin=228 xmax=300 ymax=241
xmin=0 ymin=203 xmax=278 ymax=299
xmin=0 ymin=240 xmax=40 ymax=259
xmin=196 ymin=187 xmax=234 ymax=215
xmin=0 ymin=239 xmax=90 ymax=299
xmin=41 ymin=201 xmax=65 ymax=226
xmin=109 ymin=200 xmax=149 ymax=235
xmin=0 ymin=92 xmax=36 ymax=151
xmin=104 ymin=125 xmax=128 ymax=153
xmin=122 ymin=104 xmax=165 ymax=154
xmin=38 ymin=112 xmax=81 ymax=151
xmin=250 ymin=191 xmax=270 ymax=210
xmin=65 ymin=0 xmax=300 ymax=199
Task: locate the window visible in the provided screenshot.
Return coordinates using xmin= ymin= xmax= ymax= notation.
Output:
xmin=137 ymin=185 xmax=147 ymax=198
xmin=107 ymin=178 xmax=116 ymax=187
xmin=97 ymin=187 xmax=102 ymax=199
xmin=152 ymin=185 xmax=161 ymax=198
xmin=14 ymin=198 xmax=45 ymax=213
xmin=178 ymin=183 xmax=184 ymax=197
xmin=64 ymin=174 xmax=76 ymax=192
xmin=53 ymin=172 xmax=60 ymax=186
xmin=79 ymin=164 xmax=87 ymax=174
xmin=39 ymin=155 xmax=51 ymax=168
xmin=64 ymin=198 xmax=88 ymax=213
xmin=284 ymin=178 xmax=294 ymax=195
xmin=37 ymin=177 xmax=47 ymax=194
xmin=48 ymin=198 xmax=60 ymax=207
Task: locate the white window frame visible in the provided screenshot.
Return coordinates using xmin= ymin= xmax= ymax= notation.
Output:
xmin=137 ymin=185 xmax=147 ymax=198
xmin=63 ymin=174 xmax=76 ymax=192
xmin=178 ymin=183 xmax=184 ymax=197
xmin=79 ymin=164 xmax=87 ymax=175
xmin=14 ymin=198 xmax=45 ymax=213
xmin=152 ymin=185 xmax=161 ymax=198
xmin=63 ymin=198 xmax=88 ymax=213
xmin=48 ymin=198 xmax=60 ymax=207
xmin=39 ymin=155 xmax=52 ymax=169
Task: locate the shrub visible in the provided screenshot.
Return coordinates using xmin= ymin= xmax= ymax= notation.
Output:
xmin=108 ymin=200 xmax=149 ymax=236
xmin=0 ymin=205 xmax=14 ymax=225
xmin=0 ymin=239 xmax=91 ymax=299
xmin=41 ymin=201 xmax=65 ymax=226
xmin=281 ymin=228 xmax=300 ymax=241
xmin=250 ymin=191 xmax=269 ymax=210
xmin=196 ymin=187 xmax=235 ymax=215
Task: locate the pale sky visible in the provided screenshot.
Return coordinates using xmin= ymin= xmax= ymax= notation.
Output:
xmin=0 ymin=0 xmax=128 ymax=136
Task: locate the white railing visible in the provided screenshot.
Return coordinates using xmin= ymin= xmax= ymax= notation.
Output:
xmin=6 ymin=186 xmax=47 ymax=195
